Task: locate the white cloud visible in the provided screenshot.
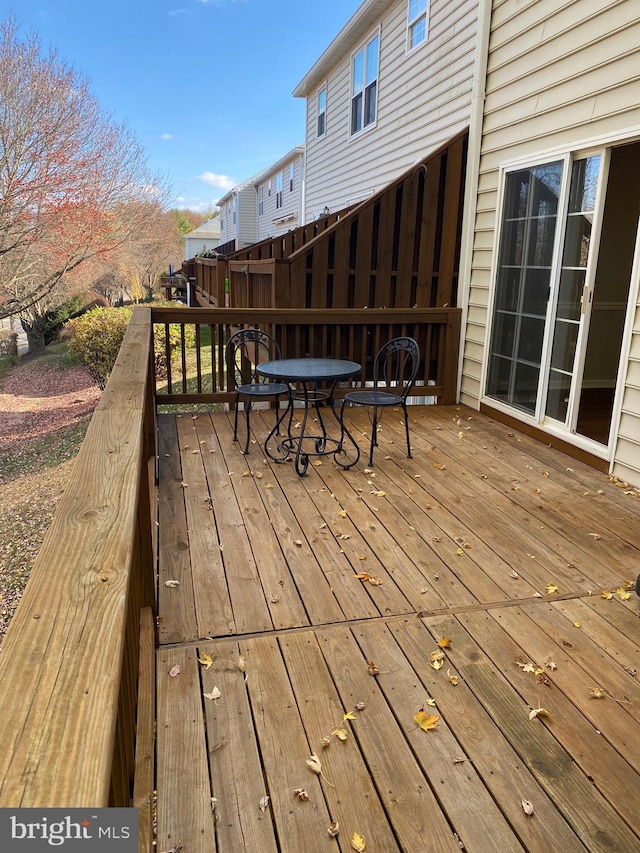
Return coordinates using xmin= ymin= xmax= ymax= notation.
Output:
xmin=196 ymin=172 xmax=236 ymax=192
xmin=160 ymin=133 xmax=173 ymax=141
xmin=174 ymin=196 xmax=220 ymax=213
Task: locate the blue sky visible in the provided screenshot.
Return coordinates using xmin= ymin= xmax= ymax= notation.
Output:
xmin=7 ymin=0 xmax=363 ymax=212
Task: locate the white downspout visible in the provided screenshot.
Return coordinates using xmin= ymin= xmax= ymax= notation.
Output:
xmin=455 ymin=0 xmax=492 ymax=404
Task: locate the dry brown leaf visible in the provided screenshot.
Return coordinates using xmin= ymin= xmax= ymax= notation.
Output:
xmin=321 ymin=735 xmax=331 ymax=748
xmin=528 ymin=707 xmax=551 ymax=720
xmin=437 ymin=637 xmax=451 ymax=648
xmin=589 ymin=686 xmax=605 ymax=698
xmin=521 ymin=800 xmax=534 ymax=816
xmin=355 ymin=702 xmax=366 ymax=711
xmin=414 ymin=709 xmax=439 ymax=731
xmin=165 ymin=579 xmax=180 ymax=588
xmin=328 ymin=821 xmax=340 ymax=838
xmin=305 ymin=752 xmax=334 ymax=786
xmin=601 ymin=589 xmax=613 ymax=599
xmin=259 ymin=795 xmax=270 ymax=812
xmin=237 ymin=655 xmax=247 ymax=673
xmin=447 ymin=669 xmax=459 ymax=686
xmin=203 ymin=686 xmax=221 ymax=702
xmin=367 ymin=660 xmax=380 ymax=675
xmin=293 ymin=788 xmax=309 ymax=800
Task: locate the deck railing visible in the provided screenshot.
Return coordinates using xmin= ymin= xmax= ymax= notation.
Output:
xmin=0 ymin=308 xmax=157 ymax=848
xmin=0 ymin=303 xmax=462 ymax=852
xmin=152 ymin=305 xmax=462 ymax=406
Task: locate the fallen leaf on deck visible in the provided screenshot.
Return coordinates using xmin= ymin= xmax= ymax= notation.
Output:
xmin=270 ymin=593 xmax=282 ymax=603
xmin=521 ymin=800 xmax=534 ymax=815
xmin=198 ymin=652 xmax=213 ymax=670
xmin=437 ymin=637 xmax=451 ymax=648
xmin=339 ymin=510 xmax=348 ymax=518
xmin=572 ymin=621 xmax=581 ymax=628
xmin=294 ymin=539 xmax=303 ymax=546
xmin=351 ymin=831 xmax=366 ymax=851
xmin=589 ymin=686 xmax=605 ymax=698
xmin=546 ymin=584 xmax=559 ymax=594
xmin=601 ymin=590 xmax=613 ymax=600
xmin=545 ymin=661 xmax=557 ymax=671
xmin=306 ymin=752 xmax=334 ymax=786
xmin=321 ymin=735 xmax=331 ymax=748
xmin=165 ymin=580 xmax=180 ymax=588
xmin=433 ymin=463 xmax=446 ymax=470
xmin=168 ymin=665 xmax=181 ymax=678
xmin=430 ymin=651 xmax=445 ymax=670
xmin=414 ymin=710 xmax=439 ymax=731
xmin=616 ymin=588 xmax=631 ymax=601
xmin=456 ymin=548 xmax=465 ymax=556
xmin=332 ymin=727 xmax=348 ymax=741
xmin=529 ymin=707 xmax=551 ymax=720
xmin=328 ymin=821 xmax=340 ymax=837
xmin=238 ymin=655 xmax=246 ymax=673
xmin=588 ymin=533 xmax=601 ymax=540
xmin=203 ymin=687 xmax=221 ymax=702
xmin=367 ymin=660 xmax=380 ymax=675
xmin=426 ymin=697 xmax=437 ymax=707
xmin=293 ymin=788 xmax=309 ymax=800
xmin=447 ymin=669 xmax=459 ymax=686
xmin=344 ymin=711 xmax=356 ymax=721
xmin=259 ymin=795 xmax=270 ymax=812
xmin=355 ymin=702 xmax=366 ymax=711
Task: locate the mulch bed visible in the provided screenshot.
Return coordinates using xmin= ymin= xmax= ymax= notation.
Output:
xmin=0 ymin=356 xmax=101 ymax=642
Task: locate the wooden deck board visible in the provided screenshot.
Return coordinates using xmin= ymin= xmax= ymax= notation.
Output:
xmin=155 ymin=406 xmax=640 ymax=852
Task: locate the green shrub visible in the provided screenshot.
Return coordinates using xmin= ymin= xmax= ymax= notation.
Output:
xmin=65 ymin=304 xmax=196 ymax=388
xmin=44 ymin=295 xmax=88 ymax=345
xmin=65 ymin=306 xmax=133 ymax=388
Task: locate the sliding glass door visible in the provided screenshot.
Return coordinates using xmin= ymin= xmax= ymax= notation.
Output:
xmin=486 ymin=142 xmax=640 ymax=448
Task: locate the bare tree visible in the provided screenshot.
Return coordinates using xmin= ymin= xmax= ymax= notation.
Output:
xmin=0 ymin=17 xmax=166 ymax=346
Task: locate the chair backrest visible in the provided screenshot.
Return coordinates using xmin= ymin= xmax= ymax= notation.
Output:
xmin=373 ymin=337 xmax=421 ymax=400
xmin=226 ymin=328 xmax=281 ymax=388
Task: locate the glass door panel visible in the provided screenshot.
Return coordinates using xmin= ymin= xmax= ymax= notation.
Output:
xmin=544 ymin=155 xmax=600 ymax=423
xmin=486 ymin=162 xmax=563 ymax=415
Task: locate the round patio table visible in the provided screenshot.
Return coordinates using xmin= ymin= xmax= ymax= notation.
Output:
xmin=257 ymin=357 xmax=362 ymax=475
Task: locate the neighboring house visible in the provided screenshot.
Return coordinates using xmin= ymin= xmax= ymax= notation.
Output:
xmin=217 ymin=166 xmax=270 ymax=254
xmin=255 ymin=146 xmax=305 ymax=241
xmin=293 ymin=0 xmax=479 ymax=220
xmin=459 ymin=0 xmax=640 ymax=486
xmin=184 ymin=218 xmax=221 ymax=260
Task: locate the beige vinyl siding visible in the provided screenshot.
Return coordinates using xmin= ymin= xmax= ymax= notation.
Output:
xmin=257 ymin=154 xmax=304 ymax=241
xmin=303 ymin=0 xmax=478 ymax=219
xmin=460 ymin=0 xmax=640 ymax=445
xmin=613 ymin=305 xmax=640 ymax=484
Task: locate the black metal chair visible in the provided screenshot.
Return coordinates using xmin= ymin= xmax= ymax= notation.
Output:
xmin=340 ymin=336 xmax=420 ymax=466
xmin=226 ymin=328 xmax=289 ymax=454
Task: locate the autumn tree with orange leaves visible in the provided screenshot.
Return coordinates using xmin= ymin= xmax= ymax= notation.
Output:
xmin=0 ymin=17 xmax=167 ymax=349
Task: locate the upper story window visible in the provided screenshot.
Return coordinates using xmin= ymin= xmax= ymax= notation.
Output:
xmin=407 ymin=0 xmax=428 ymax=50
xmin=317 ymin=85 xmax=327 ymax=138
xmin=258 ymin=186 xmax=264 ymax=216
xmin=289 ymin=163 xmax=295 ymax=192
xmin=351 ymin=33 xmax=379 ymax=136
xmin=276 ymin=172 xmax=283 ymax=209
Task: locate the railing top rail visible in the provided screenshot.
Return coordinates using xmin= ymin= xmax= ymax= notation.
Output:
xmin=0 ymin=306 xmax=153 ymax=807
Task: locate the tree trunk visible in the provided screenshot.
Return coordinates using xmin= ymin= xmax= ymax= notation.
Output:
xmin=21 ymin=314 xmax=46 ymax=352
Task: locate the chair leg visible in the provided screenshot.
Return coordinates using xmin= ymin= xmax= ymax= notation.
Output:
xmin=369 ymin=406 xmax=380 ymax=466
xmin=233 ymin=394 xmax=240 ymax=442
xmin=403 ymin=405 xmax=412 ymax=458
xmin=242 ymin=401 xmax=252 ymax=454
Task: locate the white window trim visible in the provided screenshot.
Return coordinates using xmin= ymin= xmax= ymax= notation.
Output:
xmin=406 ymin=0 xmax=428 ymax=53
xmin=349 ymin=27 xmax=381 ymax=141
xmin=316 ymin=83 xmax=327 ymax=140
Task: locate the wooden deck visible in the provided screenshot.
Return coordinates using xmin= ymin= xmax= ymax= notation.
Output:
xmin=155 ymin=404 xmax=640 ymax=853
